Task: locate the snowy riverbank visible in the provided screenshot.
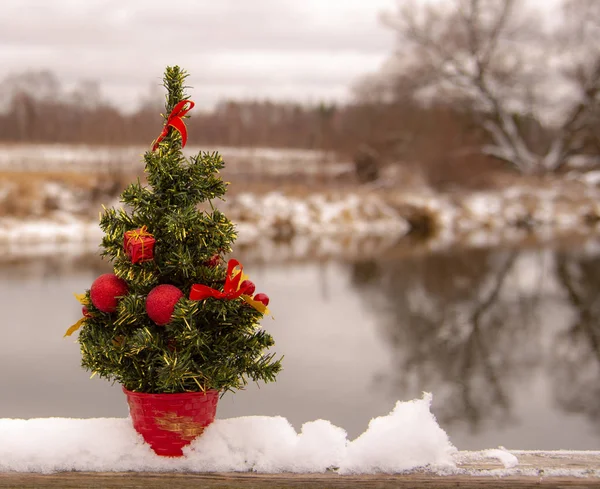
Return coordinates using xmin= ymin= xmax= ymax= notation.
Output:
xmin=0 ymin=191 xmax=410 ymax=257
xmin=396 ymin=182 xmax=600 ymax=248
xmin=2 ymin=186 xmax=600 ymax=260
xmin=2 ymin=143 xmax=600 ymax=252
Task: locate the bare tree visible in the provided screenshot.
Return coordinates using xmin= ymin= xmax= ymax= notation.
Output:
xmin=559 ymin=0 xmax=600 ymax=164
xmin=380 ymin=0 xmax=600 ymax=173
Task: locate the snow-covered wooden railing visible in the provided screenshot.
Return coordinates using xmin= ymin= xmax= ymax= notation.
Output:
xmin=1 ymin=392 xmax=599 ymax=487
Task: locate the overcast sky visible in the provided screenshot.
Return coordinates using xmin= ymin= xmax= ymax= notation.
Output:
xmin=0 ymin=0 xmax=398 ymax=109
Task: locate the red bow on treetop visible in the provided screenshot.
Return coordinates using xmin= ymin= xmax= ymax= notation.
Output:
xmin=189 ymin=259 xmax=269 ymax=315
xmin=152 ymin=99 xmax=195 ymax=151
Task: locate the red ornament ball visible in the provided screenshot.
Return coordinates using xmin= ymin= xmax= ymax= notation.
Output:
xmin=240 ymin=280 xmax=255 ymax=295
xmin=146 ymin=284 xmax=184 ymax=326
xmin=254 ymin=293 xmax=270 ymax=306
xmin=205 ymin=254 xmax=221 ymax=267
xmin=82 ymin=306 xmax=92 ymax=318
xmin=90 ymin=274 xmax=129 ymax=313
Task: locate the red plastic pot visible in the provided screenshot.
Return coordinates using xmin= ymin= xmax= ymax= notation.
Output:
xmin=123 ymin=387 xmax=220 ymax=457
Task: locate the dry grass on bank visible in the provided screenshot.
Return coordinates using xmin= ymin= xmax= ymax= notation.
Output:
xmin=0 ymin=170 xmax=363 ymax=218
xmin=2 ymin=169 xmax=600 ymax=247
xmin=0 ymin=171 xmax=137 ymax=218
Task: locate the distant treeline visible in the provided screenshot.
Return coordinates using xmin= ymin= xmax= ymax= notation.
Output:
xmin=0 ymin=72 xmax=511 ymax=188
xmin=0 ymin=73 xmax=487 ymax=146
xmin=0 ymin=91 xmax=338 ymax=150
xmin=1 ymin=64 xmax=597 ymax=189
xmin=0 ymin=71 xmax=340 ymax=150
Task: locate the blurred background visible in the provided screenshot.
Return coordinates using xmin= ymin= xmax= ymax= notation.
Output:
xmin=1 ymin=0 xmax=600 ymax=451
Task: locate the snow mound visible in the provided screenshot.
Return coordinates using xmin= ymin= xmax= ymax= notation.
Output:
xmin=0 ymin=393 xmax=456 ymax=474
xmin=338 ymin=393 xmax=455 ymax=474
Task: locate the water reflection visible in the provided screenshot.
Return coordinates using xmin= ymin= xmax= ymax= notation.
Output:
xmin=1 ymin=243 xmax=600 ymax=449
xmin=552 ymin=253 xmax=600 ymax=427
xmin=351 ymin=246 xmax=600 ymax=445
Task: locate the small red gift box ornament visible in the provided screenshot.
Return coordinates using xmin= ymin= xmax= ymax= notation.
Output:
xmin=124 ymin=226 xmax=156 ymax=264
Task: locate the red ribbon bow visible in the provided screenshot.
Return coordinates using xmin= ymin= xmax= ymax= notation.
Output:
xmin=152 ymin=99 xmax=195 ymax=151
xmin=189 ymin=259 xmax=251 ymax=301
xmin=189 ymin=259 xmax=269 ymax=315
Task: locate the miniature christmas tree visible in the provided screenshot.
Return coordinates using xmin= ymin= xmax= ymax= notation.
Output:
xmin=67 ymin=66 xmax=281 ymax=395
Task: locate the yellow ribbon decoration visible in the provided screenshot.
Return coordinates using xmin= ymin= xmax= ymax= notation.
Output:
xmin=64 ymin=293 xmax=89 ymax=337
xmin=241 ymin=294 xmax=269 ymax=315
xmin=236 ymin=269 xmax=270 ymax=315
xmin=126 ymin=225 xmax=152 ymax=243
xmin=64 ymin=318 xmax=85 ymax=338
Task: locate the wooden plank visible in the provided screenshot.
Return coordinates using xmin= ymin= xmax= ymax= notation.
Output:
xmin=0 ymin=471 xmax=598 ymax=489
xmin=459 ymin=450 xmax=600 ymax=473
xmin=0 ymin=451 xmax=599 ymax=488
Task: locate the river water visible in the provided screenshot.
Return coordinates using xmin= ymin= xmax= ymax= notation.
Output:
xmin=1 ymin=242 xmax=599 ymax=451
